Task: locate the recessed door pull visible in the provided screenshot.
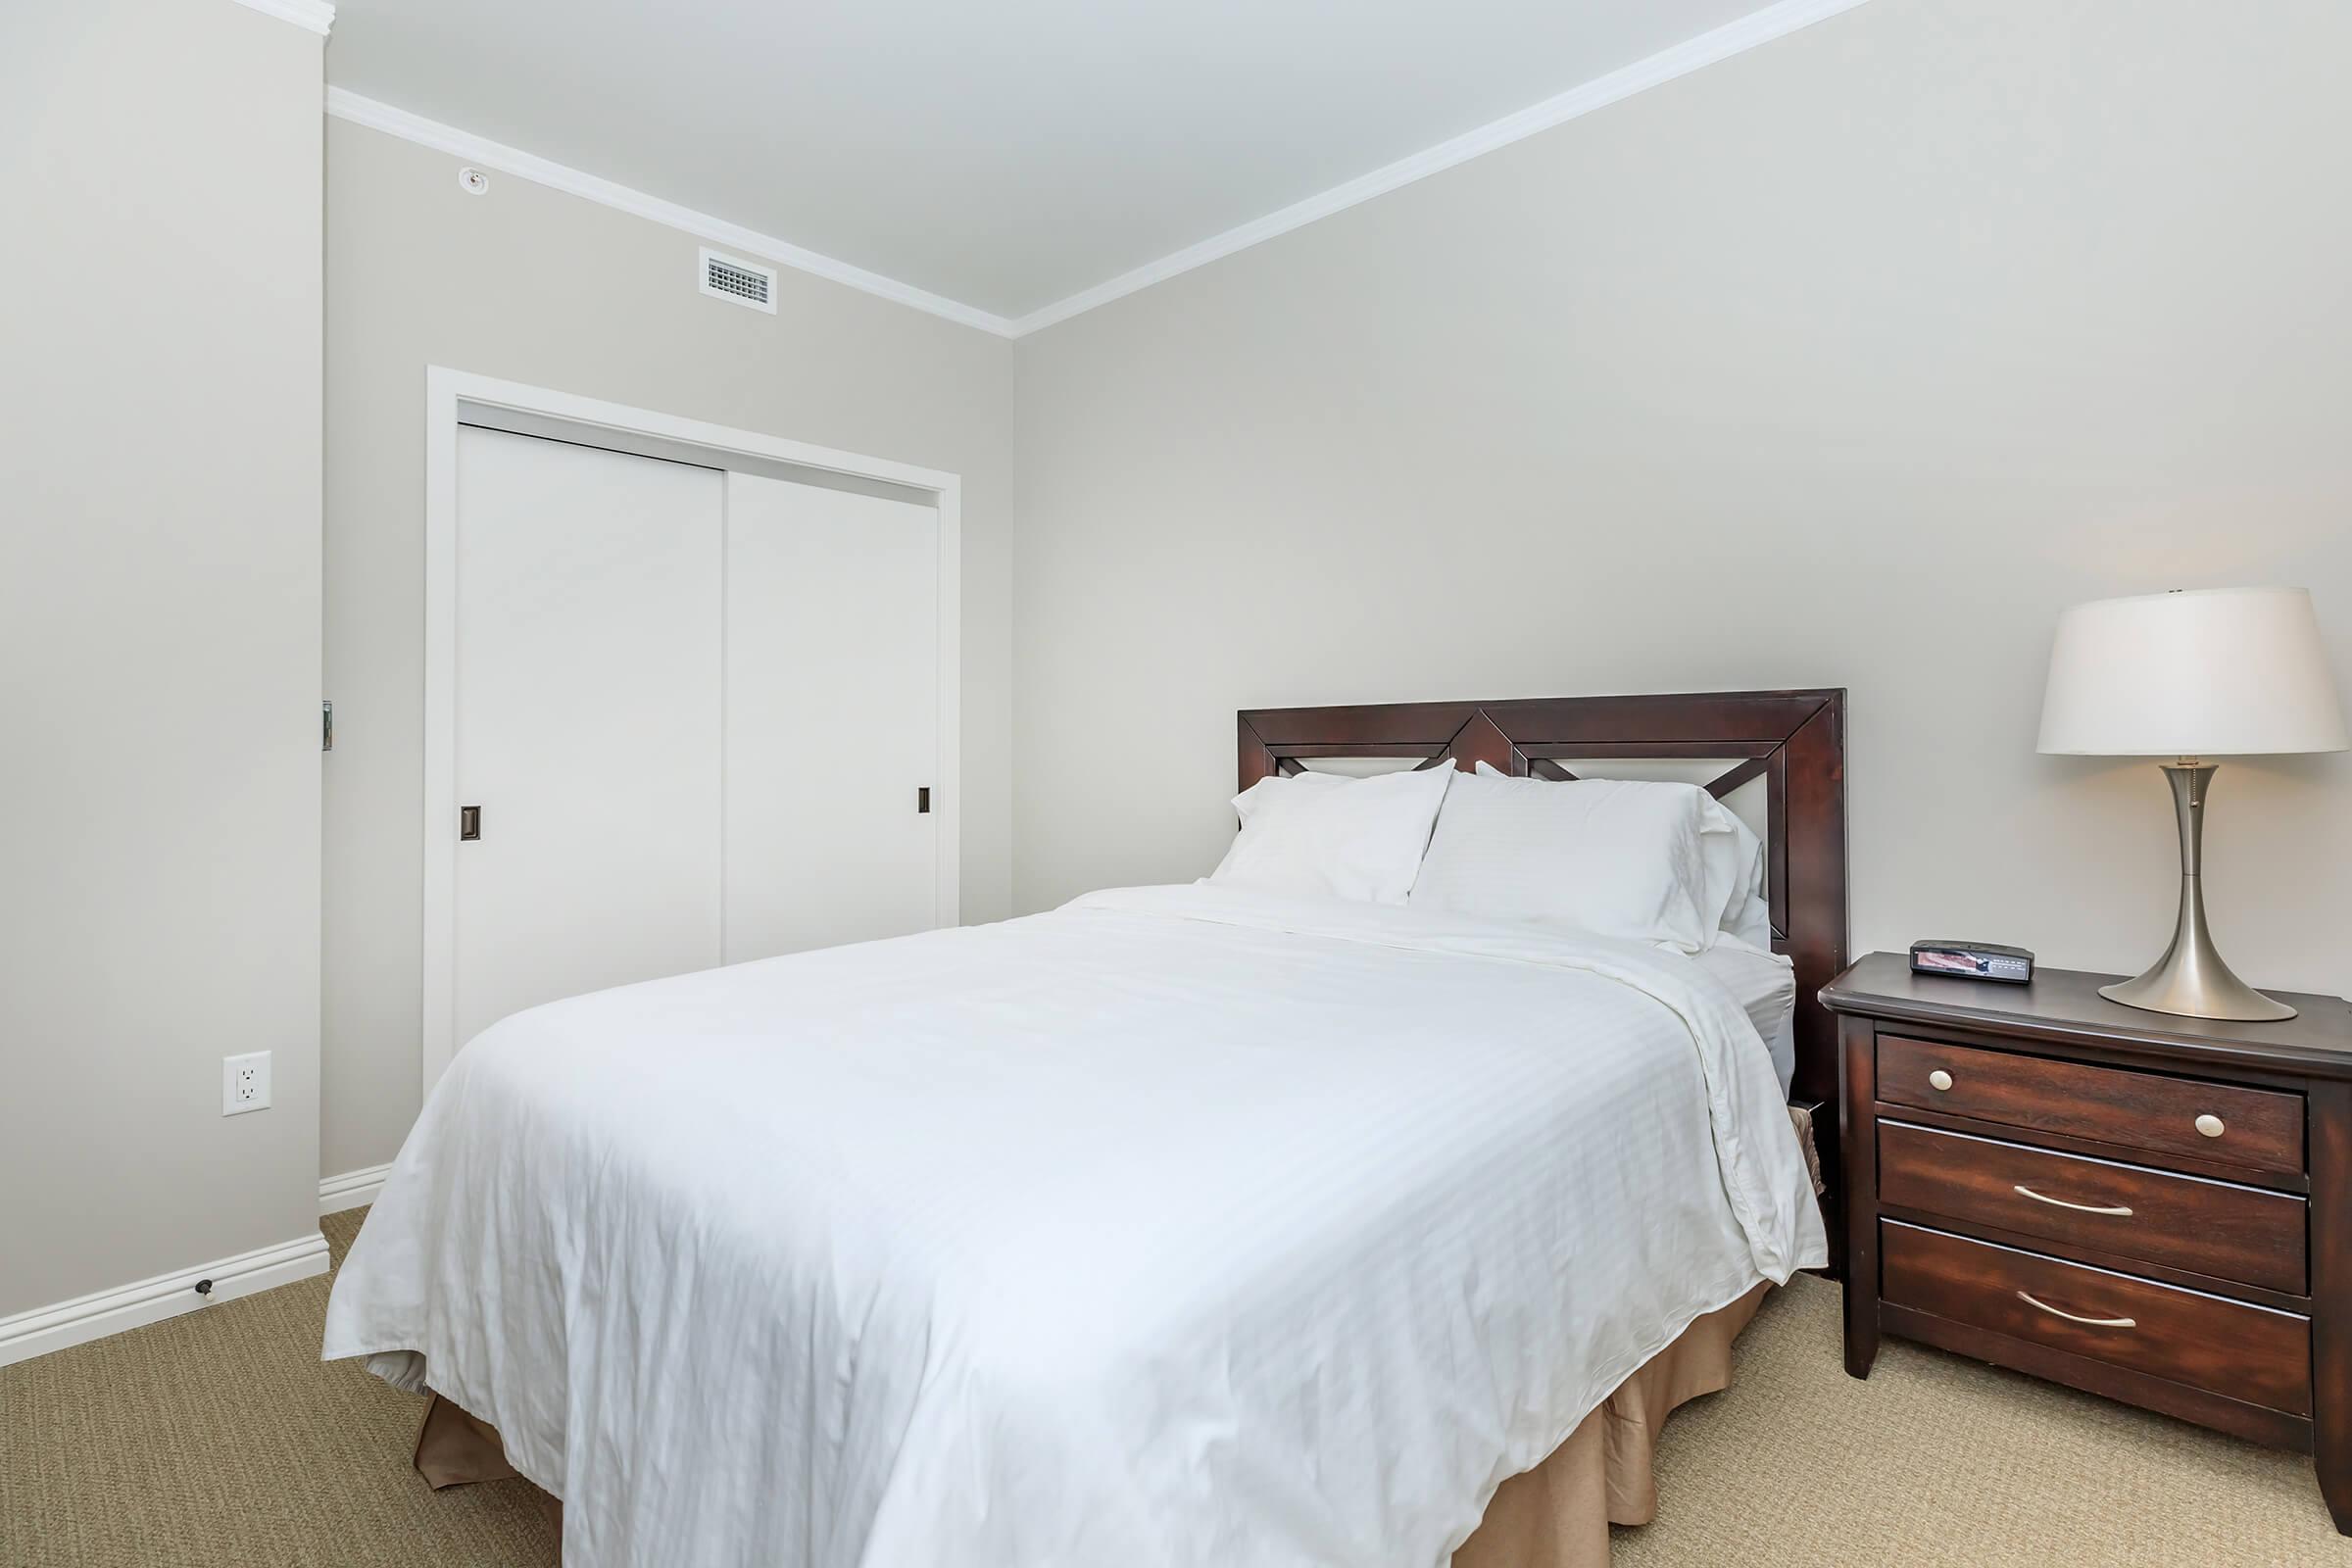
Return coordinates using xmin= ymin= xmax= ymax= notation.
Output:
xmin=460 ymin=805 xmax=482 ymax=841
xmin=917 ymin=788 xmax=931 ymax=814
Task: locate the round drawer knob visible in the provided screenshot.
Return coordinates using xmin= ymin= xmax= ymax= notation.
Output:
xmin=2195 ymin=1113 xmax=2225 ymax=1139
xmin=1928 ymin=1069 xmax=1953 ymax=1092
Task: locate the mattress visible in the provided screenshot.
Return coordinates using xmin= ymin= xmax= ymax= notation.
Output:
xmin=1690 ymin=939 xmax=1799 ymax=1094
xmin=323 ymin=883 xmax=1825 ymax=1568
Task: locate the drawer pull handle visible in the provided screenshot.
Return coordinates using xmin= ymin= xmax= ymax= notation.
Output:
xmin=2013 ymin=1184 xmax=2132 ymax=1217
xmin=2017 ymin=1291 xmax=2135 ymax=1330
xmin=2195 ymin=1113 xmax=2226 ymax=1139
xmin=1928 ymin=1069 xmax=1953 ymax=1092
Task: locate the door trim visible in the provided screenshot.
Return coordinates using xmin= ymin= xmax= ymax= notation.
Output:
xmin=421 ymin=368 xmax=963 ymax=1100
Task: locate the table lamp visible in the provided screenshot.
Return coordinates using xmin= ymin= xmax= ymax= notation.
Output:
xmin=2037 ymin=586 xmax=2347 ymax=1021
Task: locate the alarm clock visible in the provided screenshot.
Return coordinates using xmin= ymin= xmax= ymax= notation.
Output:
xmin=1909 ymin=940 xmax=2034 ymax=984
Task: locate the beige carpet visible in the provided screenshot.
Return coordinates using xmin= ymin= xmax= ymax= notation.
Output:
xmin=3 ymin=1212 xmax=2345 ymax=1565
xmin=0 ymin=1211 xmax=557 ymax=1568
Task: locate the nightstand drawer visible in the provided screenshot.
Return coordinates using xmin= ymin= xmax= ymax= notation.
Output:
xmin=1881 ymin=1221 xmax=2311 ymax=1416
xmin=1878 ymin=1034 xmax=2304 ymax=1175
xmin=1878 ymin=1120 xmax=2308 ymax=1293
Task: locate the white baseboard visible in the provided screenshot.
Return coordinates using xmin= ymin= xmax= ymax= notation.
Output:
xmin=318 ymin=1162 xmax=393 ymax=1216
xmin=0 ymin=1231 xmax=330 ymax=1369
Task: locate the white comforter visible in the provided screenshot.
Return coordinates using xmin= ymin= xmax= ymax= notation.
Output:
xmin=323 ymin=884 xmax=1825 ymax=1567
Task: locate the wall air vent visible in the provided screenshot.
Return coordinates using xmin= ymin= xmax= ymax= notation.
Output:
xmin=699 ymin=248 xmax=777 ymax=314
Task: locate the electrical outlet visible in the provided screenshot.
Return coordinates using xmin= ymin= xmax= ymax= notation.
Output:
xmin=221 ymin=1051 xmax=271 ymax=1116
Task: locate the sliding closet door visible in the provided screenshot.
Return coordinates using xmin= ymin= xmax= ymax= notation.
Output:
xmin=453 ymin=427 xmax=725 ymax=1047
xmin=723 ymin=472 xmax=940 ymax=962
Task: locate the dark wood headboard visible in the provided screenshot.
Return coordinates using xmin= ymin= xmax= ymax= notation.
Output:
xmin=1238 ymin=690 xmax=1850 ymax=1194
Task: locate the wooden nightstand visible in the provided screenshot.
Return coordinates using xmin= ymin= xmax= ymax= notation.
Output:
xmin=1823 ymin=952 xmax=2352 ymax=1533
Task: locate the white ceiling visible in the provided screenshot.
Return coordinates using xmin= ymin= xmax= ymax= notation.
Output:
xmin=324 ymin=0 xmax=1842 ymax=329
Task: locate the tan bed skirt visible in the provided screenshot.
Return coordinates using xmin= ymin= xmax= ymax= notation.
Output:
xmin=413 ymin=1279 xmax=1768 ymax=1566
xmin=1452 ymin=1281 xmax=1768 ymax=1567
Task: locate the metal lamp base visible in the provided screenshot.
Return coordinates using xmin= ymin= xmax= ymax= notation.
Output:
xmin=2100 ymin=763 xmax=2296 ymax=1023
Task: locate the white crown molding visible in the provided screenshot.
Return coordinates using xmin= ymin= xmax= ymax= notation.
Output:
xmin=324 ymin=88 xmax=1019 ymax=338
xmin=0 ymin=1231 xmax=330 ymax=1368
xmin=229 ymin=0 xmax=335 ymax=36
xmin=1006 ymin=0 xmax=1874 ymax=334
xmin=324 ymin=0 xmax=1870 ymax=340
xmin=319 ymin=1160 xmax=394 ymax=1216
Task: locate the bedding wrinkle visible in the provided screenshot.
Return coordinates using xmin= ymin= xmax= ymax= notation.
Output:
xmin=324 ymin=884 xmax=1822 ymax=1567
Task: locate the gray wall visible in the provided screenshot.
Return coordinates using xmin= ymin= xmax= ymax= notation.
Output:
xmin=1011 ymin=0 xmax=2352 ymax=998
xmin=1 ymin=0 xmax=324 ymax=1315
xmin=322 ymin=121 xmax=1020 ymax=1179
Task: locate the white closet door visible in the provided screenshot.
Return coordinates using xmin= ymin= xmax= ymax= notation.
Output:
xmin=454 ymin=427 xmax=725 ymax=1048
xmin=723 ymin=472 xmax=939 ymax=962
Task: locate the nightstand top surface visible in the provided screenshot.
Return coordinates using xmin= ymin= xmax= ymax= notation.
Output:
xmin=1823 ymin=951 xmax=2352 ymax=1074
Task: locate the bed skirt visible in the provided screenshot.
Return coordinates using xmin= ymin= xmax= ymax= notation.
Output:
xmin=1451 ymin=1280 xmax=1768 ymax=1566
xmin=411 ymin=1279 xmax=1769 ymax=1566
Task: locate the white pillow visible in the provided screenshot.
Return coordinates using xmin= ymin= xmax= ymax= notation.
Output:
xmin=1409 ymin=763 xmax=1721 ymax=952
xmin=1208 ymin=764 xmax=1454 ymax=906
xmin=1703 ymin=802 xmax=1772 ymax=951
xmin=1719 ymin=886 xmax=1776 ymax=954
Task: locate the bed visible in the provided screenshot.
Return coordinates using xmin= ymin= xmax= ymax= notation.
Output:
xmin=324 ymin=690 xmax=1849 ymax=1567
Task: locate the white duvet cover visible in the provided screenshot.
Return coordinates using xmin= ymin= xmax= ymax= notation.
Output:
xmin=323 ymin=884 xmax=1825 ymax=1568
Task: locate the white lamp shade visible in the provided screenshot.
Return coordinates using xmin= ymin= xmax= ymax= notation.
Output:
xmin=2037 ymin=587 xmax=2349 ymax=757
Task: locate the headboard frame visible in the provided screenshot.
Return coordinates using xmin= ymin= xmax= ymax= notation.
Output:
xmin=1237 ymin=690 xmax=1849 ymax=1117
